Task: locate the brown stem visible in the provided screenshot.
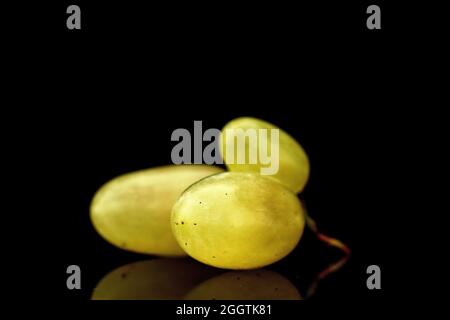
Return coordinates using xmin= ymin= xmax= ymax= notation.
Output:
xmin=304 ymin=213 xmax=351 ymax=298
xmin=305 ymin=215 xmax=351 ymax=255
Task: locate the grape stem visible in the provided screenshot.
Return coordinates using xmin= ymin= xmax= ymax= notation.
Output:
xmin=305 ymin=214 xmax=351 ymax=256
xmin=304 ymin=212 xmax=351 ymax=298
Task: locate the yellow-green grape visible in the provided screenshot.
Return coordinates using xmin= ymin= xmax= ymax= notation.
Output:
xmin=91 ymin=259 xmax=219 ymax=300
xmin=220 ymin=117 xmax=310 ymax=193
xmin=171 ymin=172 xmax=305 ymax=269
xmin=184 ymin=270 xmax=302 ymax=300
xmin=90 ymin=165 xmax=224 ymax=256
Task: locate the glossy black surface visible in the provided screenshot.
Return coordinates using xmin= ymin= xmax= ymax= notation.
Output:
xmin=21 ymin=1 xmax=401 ymax=305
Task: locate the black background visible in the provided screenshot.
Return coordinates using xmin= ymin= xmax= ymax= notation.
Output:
xmin=12 ymin=0 xmax=419 ymax=315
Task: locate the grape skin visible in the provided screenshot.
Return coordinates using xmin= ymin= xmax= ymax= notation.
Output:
xmin=90 ymin=165 xmax=224 ymax=256
xmin=220 ymin=117 xmax=310 ymax=193
xmin=171 ymin=172 xmax=305 ymax=269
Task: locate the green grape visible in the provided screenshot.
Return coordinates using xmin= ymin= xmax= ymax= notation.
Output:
xmin=90 ymin=165 xmax=224 ymax=256
xmin=184 ymin=270 xmax=302 ymax=300
xmin=91 ymin=259 xmax=219 ymax=300
xmin=171 ymin=172 xmax=305 ymax=269
xmin=220 ymin=117 xmax=310 ymax=193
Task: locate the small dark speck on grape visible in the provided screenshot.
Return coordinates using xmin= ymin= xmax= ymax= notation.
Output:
xmin=194 ymin=223 xmax=197 ymax=225
xmin=181 ymin=221 xmax=184 ymax=224
xmin=185 ymin=242 xmax=187 ymax=246
xmin=274 ymin=287 xmax=279 ymax=291
xmin=199 ymin=201 xmax=202 ymax=204
xmin=212 ymin=256 xmax=216 ymax=258
xmin=121 ymin=273 xmax=127 ymax=279
xmin=175 ymin=222 xmax=179 ymax=225
xmin=225 ymin=193 xmax=228 ymax=196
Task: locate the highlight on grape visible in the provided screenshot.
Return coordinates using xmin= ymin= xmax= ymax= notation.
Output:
xmin=171 ymin=120 xmax=280 ymax=175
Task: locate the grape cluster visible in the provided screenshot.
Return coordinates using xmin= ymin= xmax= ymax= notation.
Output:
xmin=90 ymin=117 xmax=310 ymax=268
